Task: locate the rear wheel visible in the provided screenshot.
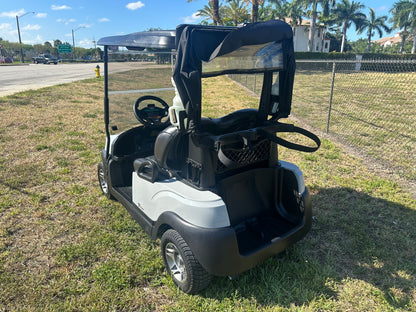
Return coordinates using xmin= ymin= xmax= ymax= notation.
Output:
xmin=161 ymin=229 xmax=212 ymax=294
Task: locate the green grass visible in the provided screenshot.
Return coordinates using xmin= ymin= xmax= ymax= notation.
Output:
xmin=233 ymin=68 xmax=416 ymax=182
xmin=292 ymin=69 xmax=416 ymax=182
xmin=0 ymin=69 xmax=415 ymax=311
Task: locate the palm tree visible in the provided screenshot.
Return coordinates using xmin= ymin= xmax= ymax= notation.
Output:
xmin=390 ymin=0 xmax=416 ymax=53
xmin=223 ymin=0 xmax=250 ymax=25
xmin=212 ymin=0 xmax=224 ymax=25
xmin=332 ymin=0 xmax=366 ymax=52
xmin=298 ymin=0 xmax=336 ymax=52
xmin=285 ymin=1 xmax=304 ymax=27
xmin=195 ymin=1 xmax=224 ymax=25
xmin=234 ymin=0 xmax=265 ymax=23
xmin=189 ymin=0 xmax=223 ymax=25
xmin=266 ymin=0 xmax=288 ymax=21
xmin=359 ymin=8 xmax=391 ymax=53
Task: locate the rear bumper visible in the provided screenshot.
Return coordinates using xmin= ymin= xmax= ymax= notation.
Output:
xmin=153 ymin=189 xmax=312 ymax=276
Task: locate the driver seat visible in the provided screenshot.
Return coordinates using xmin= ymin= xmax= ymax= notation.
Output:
xmin=134 ymin=126 xmax=187 ymax=183
xmin=154 ymin=125 xmax=188 ymax=172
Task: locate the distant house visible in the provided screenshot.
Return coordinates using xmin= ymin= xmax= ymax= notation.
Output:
xmin=375 ymin=32 xmax=406 ymax=48
xmin=284 ymin=18 xmax=331 ymax=53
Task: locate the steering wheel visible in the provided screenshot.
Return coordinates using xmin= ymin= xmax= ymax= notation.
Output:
xmin=133 ymin=95 xmax=169 ymax=127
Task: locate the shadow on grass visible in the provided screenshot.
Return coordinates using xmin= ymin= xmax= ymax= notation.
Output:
xmin=201 ymin=187 xmax=416 ymax=310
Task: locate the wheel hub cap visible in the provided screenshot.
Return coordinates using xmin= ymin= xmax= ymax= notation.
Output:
xmin=165 ymin=242 xmax=187 ymax=283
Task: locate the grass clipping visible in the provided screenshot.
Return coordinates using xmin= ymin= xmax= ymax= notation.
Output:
xmin=0 ymin=74 xmax=415 ymax=311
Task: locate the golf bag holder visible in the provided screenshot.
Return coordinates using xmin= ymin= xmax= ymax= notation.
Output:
xmin=150 ymin=110 xmax=320 ymax=190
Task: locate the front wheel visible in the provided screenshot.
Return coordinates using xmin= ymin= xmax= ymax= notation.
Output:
xmin=97 ymin=162 xmax=113 ymax=199
xmin=161 ymin=229 xmax=212 ymax=294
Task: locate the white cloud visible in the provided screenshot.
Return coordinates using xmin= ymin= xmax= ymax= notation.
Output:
xmin=78 ymin=38 xmax=92 ymax=48
xmin=34 ymin=35 xmax=43 ymax=44
xmin=24 ymin=35 xmax=44 ymax=45
xmin=56 ymin=18 xmax=76 ymax=25
xmin=36 ymin=13 xmax=47 ymax=18
xmin=0 ymin=9 xmax=25 ymax=18
xmin=78 ymin=23 xmax=92 ymax=28
xmin=0 ymin=23 xmax=13 ymax=31
xmin=99 ymin=17 xmax=110 ymax=22
xmin=126 ymin=1 xmax=145 ymax=10
xmin=181 ymin=12 xmax=202 ymax=24
xmin=0 ymin=23 xmax=17 ymax=40
xmin=22 ymin=24 xmax=41 ymax=31
xmin=51 ymin=5 xmax=72 ymax=11
xmin=375 ymin=6 xmax=388 ymax=13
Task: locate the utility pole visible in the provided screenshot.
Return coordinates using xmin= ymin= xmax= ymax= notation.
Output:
xmin=16 ymin=12 xmax=35 ymax=63
xmin=72 ymin=26 xmax=86 ymax=60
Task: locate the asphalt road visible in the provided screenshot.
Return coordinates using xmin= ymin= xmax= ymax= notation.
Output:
xmin=0 ymin=62 xmax=162 ymax=97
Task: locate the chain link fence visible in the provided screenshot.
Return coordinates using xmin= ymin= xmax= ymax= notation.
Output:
xmin=229 ymin=59 xmax=416 ymax=182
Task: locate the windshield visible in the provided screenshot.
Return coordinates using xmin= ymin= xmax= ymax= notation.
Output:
xmin=202 ymin=42 xmax=283 ymax=77
xmin=107 ymin=49 xmax=175 ymax=134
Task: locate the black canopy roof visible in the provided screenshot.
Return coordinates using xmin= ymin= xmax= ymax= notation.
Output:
xmin=172 ymin=20 xmax=295 ymax=130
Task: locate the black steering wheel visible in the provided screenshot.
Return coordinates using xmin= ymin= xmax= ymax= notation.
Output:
xmin=133 ymin=95 xmax=169 ymax=127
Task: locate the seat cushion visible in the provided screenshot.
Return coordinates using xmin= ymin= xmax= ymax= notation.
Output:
xmin=199 ymin=109 xmax=259 ymax=135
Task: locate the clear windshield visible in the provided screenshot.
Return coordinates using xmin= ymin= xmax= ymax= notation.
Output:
xmin=107 ymin=49 xmax=175 ymax=134
xmin=202 ymin=42 xmax=283 ymax=76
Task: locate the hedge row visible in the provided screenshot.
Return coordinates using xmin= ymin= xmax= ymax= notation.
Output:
xmin=294 ymin=52 xmax=416 ymax=60
xmin=295 ymin=52 xmax=416 ymax=72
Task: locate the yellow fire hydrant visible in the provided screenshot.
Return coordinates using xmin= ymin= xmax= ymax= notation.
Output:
xmin=95 ymin=65 xmax=100 ymax=78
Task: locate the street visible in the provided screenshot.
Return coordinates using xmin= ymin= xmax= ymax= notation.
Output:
xmin=0 ymin=62 xmax=163 ymax=97
xmin=0 ymin=63 xmax=104 ymax=97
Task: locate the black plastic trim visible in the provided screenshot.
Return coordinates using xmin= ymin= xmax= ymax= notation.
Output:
xmin=152 ymin=188 xmax=312 ymax=276
xmin=110 ymin=186 xmax=154 ymax=236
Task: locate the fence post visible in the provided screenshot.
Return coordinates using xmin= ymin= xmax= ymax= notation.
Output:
xmin=326 ymin=61 xmax=336 ymax=133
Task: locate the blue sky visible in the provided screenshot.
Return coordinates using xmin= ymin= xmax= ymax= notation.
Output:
xmin=0 ymin=1 xmax=396 ymax=49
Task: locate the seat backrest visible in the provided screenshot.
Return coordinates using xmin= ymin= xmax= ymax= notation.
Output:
xmin=154 ymin=126 xmax=188 ymax=171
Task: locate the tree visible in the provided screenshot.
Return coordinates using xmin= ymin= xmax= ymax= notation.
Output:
xmin=297 ymin=0 xmax=337 ymax=52
xmin=53 ymin=39 xmax=63 ymax=48
xmin=189 ymin=0 xmax=223 ymax=25
xmin=390 ymin=0 xmax=416 ymax=53
xmin=285 ymin=1 xmax=304 ymax=27
xmin=326 ymin=27 xmax=351 ymax=51
xmin=196 ymin=1 xmax=225 ymax=25
xmin=223 ymin=0 xmax=250 ymax=25
xmin=358 ymin=8 xmax=390 ymax=53
xmin=264 ymin=0 xmax=288 ymax=21
xmin=332 ymin=0 xmax=366 ymax=52
xmin=234 ymin=0 xmax=265 ymax=23
xmin=251 ymin=0 xmax=261 ymax=22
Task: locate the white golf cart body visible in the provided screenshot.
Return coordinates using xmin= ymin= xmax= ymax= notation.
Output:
xmin=97 ymin=20 xmax=320 ymax=291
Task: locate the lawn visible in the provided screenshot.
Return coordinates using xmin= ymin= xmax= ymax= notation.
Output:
xmin=231 ymin=68 xmax=416 ymax=182
xmin=0 ymin=71 xmax=415 ymax=311
xmin=292 ymin=68 xmax=416 ymax=182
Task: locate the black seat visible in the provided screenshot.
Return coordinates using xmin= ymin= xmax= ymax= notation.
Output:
xmin=198 ymin=109 xmax=259 ymax=135
xmin=148 ymin=110 xmax=271 ymax=189
xmin=154 ymin=125 xmax=188 ymax=171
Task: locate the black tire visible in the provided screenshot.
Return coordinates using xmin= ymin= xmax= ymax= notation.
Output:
xmin=97 ymin=162 xmax=113 ymax=199
xmin=161 ymin=229 xmax=212 ymax=294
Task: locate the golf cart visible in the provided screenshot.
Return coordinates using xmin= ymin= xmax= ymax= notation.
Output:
xmin=97 ymin=20 xmax=320 ymax=294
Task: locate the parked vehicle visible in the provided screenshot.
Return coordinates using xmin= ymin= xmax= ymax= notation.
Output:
xmin=97 ymin=20 xmax=320 ymax=294
xmin=32 ymin=54 xmax=58 ymax=64
xmin=0 ymin=57 xmax=13 ymax=64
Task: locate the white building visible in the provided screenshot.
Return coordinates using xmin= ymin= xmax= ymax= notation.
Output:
xmin=285 ymin=18 xmax=331 ymax=52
